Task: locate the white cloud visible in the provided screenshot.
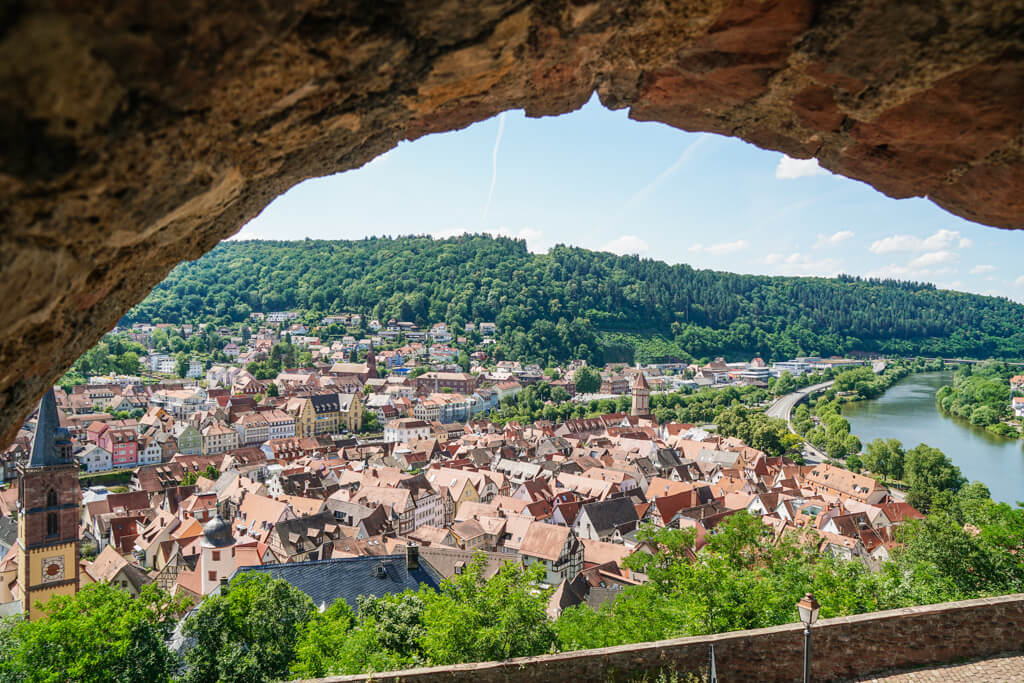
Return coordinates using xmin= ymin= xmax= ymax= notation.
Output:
xmin=690 ymin=239 xmax=750 ymax=255
xmin=869 ymin=265 xmax=923 ymax=279
xmin=959 ymin=237 xmax=973 ymax=248
xmin=432 ymin=227 xmax=469 ymax=240
xmin=970 ymin=264 xmax=996 ymax=275
xmin=814 ymin=230 xmax=854 ymax=249
xmin=775 ymin=155 xmax=828 ymax=179
xmin=1016 ymin=275 xmax=1024 ymax=287
xmin=769 ymin=252 xmax=844 ymax=277
xmin=869 ymin=229 xmax=966 ymax=254
xmin=908 ymin=250 xmax=958 ymax=269
xmin=867 ymin=261 xmax=956 ymax=281
xmin=497 ymin=227 xmax=544 ymax=252
xmin=602 ymin=235 xmax=649 ymax=255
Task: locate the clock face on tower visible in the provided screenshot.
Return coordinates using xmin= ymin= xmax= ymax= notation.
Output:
xmin=41 ymin=556 xmax=65 ymax=583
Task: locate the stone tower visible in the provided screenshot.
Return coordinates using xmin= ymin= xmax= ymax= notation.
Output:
xmin=631 ymin=371 xmax=650 ymax=417
xmin=365 ymin=344 xmax=378 ymax=379
xmin=17 ymin=388 xmax=80 ymax=620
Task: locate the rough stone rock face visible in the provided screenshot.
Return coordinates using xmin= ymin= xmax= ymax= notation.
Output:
xmin=0 ymin=1 xmax=1022 ymax=443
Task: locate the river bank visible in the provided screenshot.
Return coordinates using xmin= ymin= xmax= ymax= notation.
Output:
xmin=843 ymin=371 xmax=1024 ymax=504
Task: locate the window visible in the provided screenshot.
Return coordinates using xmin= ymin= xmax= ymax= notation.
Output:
xmin=46 ymin=512 xmax=59 ymax=537
xmin=208 ymin=571 xmax=217 ymax=581
xmin=212 ymin=551 xmax=220 ymax=561
xmin=46 ymin=488 xmax=58 ymax=508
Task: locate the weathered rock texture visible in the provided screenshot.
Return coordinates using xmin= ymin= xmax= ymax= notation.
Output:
xmin=1 ymin=1 xmax=1023 ymax=442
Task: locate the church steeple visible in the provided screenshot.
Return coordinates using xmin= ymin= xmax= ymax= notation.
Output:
xmin=18 ymin=388 xmax=80 ymax=620
xmin=28 ymin=388 xmax=71 ymax=468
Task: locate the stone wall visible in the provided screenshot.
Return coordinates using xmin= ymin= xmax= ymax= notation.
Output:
xmin=307 ymin=593 xmax=1024 ymax=682
xmin=0 ymin=2 xmax=1023 ymax=446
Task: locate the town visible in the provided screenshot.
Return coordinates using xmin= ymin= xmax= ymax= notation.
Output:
xmin=2 ymin=313 xmax=916 ymax=618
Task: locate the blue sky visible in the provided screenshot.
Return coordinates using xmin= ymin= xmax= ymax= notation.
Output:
xmin=235 ymin=94 xmax=1024 ymax=302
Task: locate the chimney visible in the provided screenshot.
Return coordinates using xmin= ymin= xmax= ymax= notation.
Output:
xmin=405 ymin=543 xmax=419 ymax=571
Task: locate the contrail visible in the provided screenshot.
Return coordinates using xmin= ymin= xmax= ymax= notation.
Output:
xmin=624 ymin=133 xmax=709 ymax=209
xmin=482 ymin=113 xmax=506 ymax=222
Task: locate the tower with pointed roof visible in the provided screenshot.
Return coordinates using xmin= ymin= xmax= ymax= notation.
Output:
xmin=631 ymin=371 xmax=650 ymax=417
xmin=16 ymin=388 xmax=80 ymax=620
xmin=365 ymin=343 xmax=378 ymax=379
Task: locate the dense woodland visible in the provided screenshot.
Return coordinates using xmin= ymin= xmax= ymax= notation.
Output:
xmin=936 ymin=362 xmax=1022 ymax=439
xmin=122 ymin=236 xmax=1024 ymax=365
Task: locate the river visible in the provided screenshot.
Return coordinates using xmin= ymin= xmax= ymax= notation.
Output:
xmin=842 ymin=371 xmax=1024 ymax=505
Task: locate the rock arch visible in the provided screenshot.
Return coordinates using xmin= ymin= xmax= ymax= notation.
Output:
xmin=1 ymin=1 xmax=1022 ymax=441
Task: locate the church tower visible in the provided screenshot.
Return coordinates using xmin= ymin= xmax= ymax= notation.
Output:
xmin=17 ymin=388 xmax=80 ymax=620
xmin=631 ymin=371 xmax=650 ymax=417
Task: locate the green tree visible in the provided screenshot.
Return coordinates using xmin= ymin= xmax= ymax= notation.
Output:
xmin=289 ymin=600 xmax=356 ymax=679
xmin=969 ymin=405 xmax=999 ymax=426
xmin=903 ymin=444 xmax=967 ymax=513
xmin=0 ymin=583 xmax=186 ymax=683
xmin=861 ymin=438 xmax=900 ymax=478
xmin=573 ymin=366 xmax=601 ymax=394
xmin=420 ymin=555 xmax=555 ymax=665
xmin=882 ymin=508 xmax=1024 ymax=603
xmin=181 ymin=571 xmax=314 ymax=683
xmin=116 ymin=351 xmax=140 ymax=375
xmin=266 ymin=383 xmax=279 ymax=397
xmin=715 ymin=406 xmax=791 ymax=458
xmin=772 ymin=371 xmax=797 ymax=395
xmin=310 ymin=592 xmax=427 ymax=675
xmin=360 ymin=411 xmax=380 ymax=433
xmin=175 ymin=352 xmax=189 ymax=378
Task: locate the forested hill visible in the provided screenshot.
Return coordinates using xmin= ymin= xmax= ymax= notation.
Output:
xmin=123 ymin=235 xmax=1024 ymax=365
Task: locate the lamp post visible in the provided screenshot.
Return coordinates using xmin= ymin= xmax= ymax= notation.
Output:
xmin=797 ymin=592 xmax=820 ymax=683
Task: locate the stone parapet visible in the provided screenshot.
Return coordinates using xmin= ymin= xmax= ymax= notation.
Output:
xmin=305 ymin=593 xmax=1024 ymax=682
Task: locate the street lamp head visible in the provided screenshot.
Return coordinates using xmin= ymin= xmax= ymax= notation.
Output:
xmin=797 ymin=592 xmax=821 ymax=626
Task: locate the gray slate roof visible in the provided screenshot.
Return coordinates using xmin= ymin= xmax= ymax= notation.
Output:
xmin=29 ymin=389 xmax=71 ymax=467
xmin=0 ymin=515 xmax=17 ymax=554
xmin=233 ymin=554 xmax=442 ymax=610
xmin=580 ymin=497 xmax=639 ymax=537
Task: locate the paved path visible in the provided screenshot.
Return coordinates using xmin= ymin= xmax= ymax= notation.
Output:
xmin=842 ymin=652 xmax=1024 ymax=682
